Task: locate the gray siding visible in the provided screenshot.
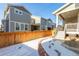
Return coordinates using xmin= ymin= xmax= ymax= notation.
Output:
xmin=27 ymin=24 xmax=31 ymax=31
xmin=9 ymin=7 xmax=32 ymax=24
xmin=47 ymin=20 xmax=53 ymax=28
xmin=10 ymin=22 xmax=31 ymax=32
xmin=41 ymin=18 xmax=47 ymax=30
xmin=2 ymin=20 xmax=9 ymax=32
xmin=5 ymin=14 xmax=9 ymax=20
xmin=10 ymin=22 xmax=15 ymax=32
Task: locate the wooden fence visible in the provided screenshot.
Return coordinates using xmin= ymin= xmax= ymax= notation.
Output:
xmin=0 ymin=30 xmax=52 ymax=48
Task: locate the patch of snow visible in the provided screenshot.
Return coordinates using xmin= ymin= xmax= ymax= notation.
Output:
xmin=0 ymin=36 xmax=50 ymax=56
xmin=41 ymin=38 xmax=77 ymax=56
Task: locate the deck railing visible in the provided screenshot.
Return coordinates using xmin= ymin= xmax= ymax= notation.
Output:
xmin=65 ymin=23 xmax=79 ymax=33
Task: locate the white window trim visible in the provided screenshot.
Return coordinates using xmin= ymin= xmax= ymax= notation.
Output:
xmin=14 ymin=8 xmax=31 ymax=16
xmin=10 ymin=21 xmax=29 ymax=32
xmin=24 ymin=23 xmax=29 ymax=31
xmin=14 ymin=8 xmax=23 ymax=15
xmin=8 ymin=7 xmax=30 ymax=32
xmin=15 ymin=22 xmax=20 ymax=31
xmin=20 ymin=23 xmax=25 ymax=31
xmin=9 ymin=8 xmax=11 ymax=32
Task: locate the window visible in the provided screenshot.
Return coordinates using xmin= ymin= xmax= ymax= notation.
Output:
xmin=21 ymin=24 xmax=24 ymax=30
xmin=14 ymin=8 xmax=23 ymax=15
xmin=25 ymin=24 xmax=28 ymax=30
xmin=19 ymin=12 xmax=22 ymax=14
xmin=15 ymin=9 xmax=19 ymax=14
xmin=16 ymin=23 xmax=20 ymax=31
xmin=16 ymin=10 xmax=18 ymax=13
xmin=19 ymin=11 xmax=23 ymax=15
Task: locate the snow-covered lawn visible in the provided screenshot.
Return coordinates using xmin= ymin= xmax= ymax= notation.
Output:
xmin=41 ymin=38 xmax=77 ymax=56
xmin=0 ymin=37 xmax=49 ymax=56
xmin=0 ymin=36 xmax=77 ymax=56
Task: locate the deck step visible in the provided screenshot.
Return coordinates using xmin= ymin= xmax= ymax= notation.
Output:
xmin=55 ymin=31 xmax=65 ymax=40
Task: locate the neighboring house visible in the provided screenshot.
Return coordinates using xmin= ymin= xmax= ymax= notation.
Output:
xmin=31 ymin=16 xmax=41 ymax=31
xmin=31 ymin=16 xmax=53 ymax=31
xmin=53 ymin=3 xmax=79 ymax=35
xmin=52 ymin=22 xmax=56 ymax=28
xmin=2 ymin=4 xmax=53 ymax=32
xmin=2 ymin=4 xmax=32 ymax=32
xmin=0 ymin=25 xmax=4 ymax=32
xmin=0 ymin=25 xmax=2 ymax=31
xmin=31 ymin=16 xmax=47 ymax=31
xmin=47 ymin=19 xmax=55 ymax=30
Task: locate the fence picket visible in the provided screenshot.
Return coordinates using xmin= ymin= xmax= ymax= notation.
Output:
xmin=0 ymin=30 xmax=52 ymax=48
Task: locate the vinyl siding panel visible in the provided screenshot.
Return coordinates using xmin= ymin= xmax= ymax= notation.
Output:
xmin=2 ymin=20 xmax=9 ymax=32
xmin=41 ymin=18 xmax=47 ymax=30
xmin=9 ymin=7 xmax=32 ymax=24
xmin=10 ymin=22 xmax=15 ymax=32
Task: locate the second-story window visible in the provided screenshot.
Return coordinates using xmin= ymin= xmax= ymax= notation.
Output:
xmin=14 ymin=8 xmax=23 ymax=15
xmin=19 ymin=12 xmax=22 ymax=14
xmin=16 ymin=10 xmax=18 ymax=13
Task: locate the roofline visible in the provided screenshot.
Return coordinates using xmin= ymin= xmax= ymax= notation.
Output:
xmin=31 ymin=15 xmax=47 ymax=19
xmin=52 ymin=3 xmax=73 ymax=15
xmin=31 ymin=15 xmax=49 ymax=21
xmin=31 ymin=15 xmax=41 ymax=18
xmin=5 ymin=4 xmax=32 ymax=15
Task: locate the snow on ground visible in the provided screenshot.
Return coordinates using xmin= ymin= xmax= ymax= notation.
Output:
xmin=41 ymin=38 xmax=78 ymax=56
xmin=0 ymin=37 xmax=50 ymax=56
xmin=0 ymin=36 xmax=77 ymax=56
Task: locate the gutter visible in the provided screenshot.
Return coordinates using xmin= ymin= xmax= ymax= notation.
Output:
xmin=52 ymin=3 xmax=72 ymax=15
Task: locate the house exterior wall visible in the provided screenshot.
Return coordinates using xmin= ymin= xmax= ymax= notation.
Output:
xmin=10 ymin=22 xmax=15 ymax=32
xmin=9 ymin=7 xmax=32 ymax=32
xmin=2 ymin=6 xmax=32 ymax=32
xmin=9 ymin=7 xmax=32 ymax=24
xmin=41 ymin=18 xmax=47 ymax=30
xmin=31 ymin=16 xmax=48 ymax=30
xmin=2 ymin=9 xmax=10 ymax=32
xmin=2 ymin=5 xmax=53 ymax=32
xmin=9 ymin=21 xmax=31 ymax=32
xmin=31 ymin=16 xmax=53 ymax=30
xmin=2 ymin=20 xmax=9 ymax=32
xmin=54 ymin=3 xmax=79 ymax=30
xmin=2 ymin=20 xmax=6 ymax=32
xmin=47 ymin=19 xmax=53 ymax=28
xmin=31 ymin=16 xmax=41 ymax=24
xmin=65 ymin=16 xmax=77 ymax=24
xmin=57 ymin=4 xmax=75 ymax=15
xmin=77 ymin=13 xmax=79 ymax=30
xmin=78 ymin=13 xmax=79 ymax=23
xmin=34 ymin=17 xmax=40 ymax=24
